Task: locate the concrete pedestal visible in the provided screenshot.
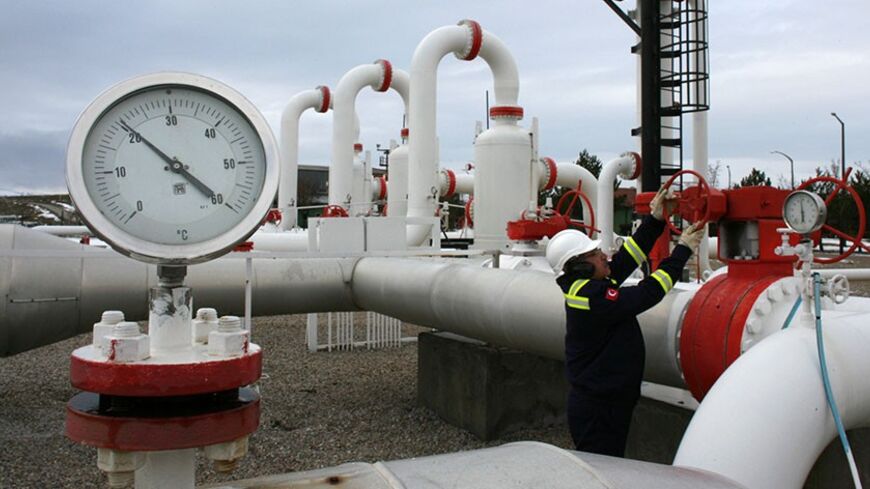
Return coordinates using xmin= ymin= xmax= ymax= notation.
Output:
xmin=417 ymin=331 xmax=567 ymax=440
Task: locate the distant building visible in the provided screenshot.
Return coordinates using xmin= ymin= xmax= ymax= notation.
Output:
xmin=295 ymin=164 xmax=386 ymax=228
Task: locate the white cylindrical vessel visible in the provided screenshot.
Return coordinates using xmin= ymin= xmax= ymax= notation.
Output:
xmin=387 ymin=133 xmax=409 ymax=217
xmin=350 ymin=144 xmax=367 ymax=216
xmin=472 ymin=108 xmax=531 ymax=251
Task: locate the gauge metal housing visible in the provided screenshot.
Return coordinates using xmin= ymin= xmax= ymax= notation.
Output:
xmin=782 ymin=190 xmax=827 ymax=235
xmin=66 ymin=72 xmax=279 ymax=265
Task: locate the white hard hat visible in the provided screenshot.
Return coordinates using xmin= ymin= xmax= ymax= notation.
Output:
xmin=546 ymin=229 xmax=601 ymax=274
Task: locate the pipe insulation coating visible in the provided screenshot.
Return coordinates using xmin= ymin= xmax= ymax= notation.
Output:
xmin=200 ymin=441 xmax=745 ymax=488
xmin=352 ymin=258 xmax=565 ymax=360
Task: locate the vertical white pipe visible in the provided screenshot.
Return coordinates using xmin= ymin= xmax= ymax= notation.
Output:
xmin=331 ymin=60 xmax=393 ymax=209
xmin=407 ymin=20 xmax=519 ymax=246
xmin=693 ymin=112 xmax=711 ymax=273
xmin=597 ymin=153 xmax=641 ymax=255
xmin=279 ymin=87 xmax=330 ymax=230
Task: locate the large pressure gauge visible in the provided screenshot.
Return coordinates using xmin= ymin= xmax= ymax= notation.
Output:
xmin=67 ymin=72 xmax=279 ymax=264
xmin=783 ymin=190 xmax=827 ymax=235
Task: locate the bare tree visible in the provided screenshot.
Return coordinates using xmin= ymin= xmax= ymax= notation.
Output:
xmin=706 ymin=160 xmax=722 ymax=188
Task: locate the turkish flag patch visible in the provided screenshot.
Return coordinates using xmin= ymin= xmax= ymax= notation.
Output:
xmin=605 ymin=288 xmax=620 ymax=301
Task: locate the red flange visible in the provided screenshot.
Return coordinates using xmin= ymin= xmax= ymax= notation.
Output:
xmin=679 ymin=264 xmax=788 ymax=401
xmin=541 ymin=157 xmax=558 ymax=191
xmin=465 ymin=197 xmax=474 ymax=228
xmin=316 ymin=86 xmax=331 ymax=113
xmin=66 ymin=389 xmax=260 ymax=451
xmin=374 ymin=59 xmax=393 ymax=92
xmin=233 ymin=241 xmax=254 ymax=252
xmin=70 ymin=347 xmax=262 ymax=397
xmin=377 ymin=175 xmax=388 ymax=200
xmin=457 ymin=19 xmax=483 ymax=60
xmin=443 ymin=169 xmax=457 ymax=198
xmin=489 ymin=106 xmax=524 ymax=119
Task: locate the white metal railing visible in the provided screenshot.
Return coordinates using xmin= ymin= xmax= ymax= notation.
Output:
xmin=306 ymin=311 xmax=416 ymax=352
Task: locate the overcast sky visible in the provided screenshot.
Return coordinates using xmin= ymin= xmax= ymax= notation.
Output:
xmin=1 ymin=0 xmax=868 ymax=195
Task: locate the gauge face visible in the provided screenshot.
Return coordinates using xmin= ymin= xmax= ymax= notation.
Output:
xmin=67 ymin=73 xmax=279 ymax=264
xmin=783 ymin=190 xmax=827 ymax=234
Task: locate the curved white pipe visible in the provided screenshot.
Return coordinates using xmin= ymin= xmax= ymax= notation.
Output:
xmin=537 ymin=159 xmax=599 ymax=229
xmin=407 ymin=20 xmax=519 ymax=246
xmin=674 ymin=311 xmax=870 ymax=489
xmin=598 ymin=153 xmax=641 ymax=255
xmin=279 ymin=87 xmax=330 ymax=230
xmin=331 ymin=60 xmax=393 ymax=209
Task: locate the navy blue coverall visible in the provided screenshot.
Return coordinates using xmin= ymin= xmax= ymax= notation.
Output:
xmin=556 ymin=215 xmax=692 ymax=457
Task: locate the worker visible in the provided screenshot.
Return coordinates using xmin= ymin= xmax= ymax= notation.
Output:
xmin=546 ymin=186 xmax=705 ymax=457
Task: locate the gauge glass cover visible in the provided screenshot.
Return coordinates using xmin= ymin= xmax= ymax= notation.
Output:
xmin=67 ymin=73 xmax=278 ymax=264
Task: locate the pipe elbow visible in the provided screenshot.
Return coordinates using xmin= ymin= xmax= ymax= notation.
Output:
xmin=390 ymin=69 xmax=411 ymax=115
xmin=478 ymin=29 xmax=520 ymax=107
xmin=281 ymin=87 xmax=328 ymax=126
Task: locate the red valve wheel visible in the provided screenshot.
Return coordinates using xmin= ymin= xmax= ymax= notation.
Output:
xmin=660 ymin=169 xmax=712 ymax=235
xmin=797 ymin=171 xmax=867 ymax=264
xmin=321 ymin=205 xmax=349 ymax=218
xmin=555 ymin=185 xmax=597 ymax=237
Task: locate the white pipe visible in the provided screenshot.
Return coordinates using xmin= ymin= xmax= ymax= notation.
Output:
xmin=540 ymin=160 xmax=599 ymax=229
xmin=220 ymin=440 xmax=745 ymax=488
xmin=817 ymin=268 xmax=870 ymax=281
xmin=279 ymin=87 xmax=330 ymax=230
xmin=31 ymin=225 xmax=91 ymax=236
xmin=693 ymin=113 xmax=710 ymax=271
xmin=439 ymin=169 xmax=475 ymax=198
xmin=407 ymin=20 xmax=519 ymax=246
xmin=387 ymin=139 xmax=409 ymax=217
xmin=674 ymin=311 xmax=870 ymax=489
xmin=597 ymin=153 xmax=641 ymax=255
xmin=330 ymin=60 xmax=393 ymax=209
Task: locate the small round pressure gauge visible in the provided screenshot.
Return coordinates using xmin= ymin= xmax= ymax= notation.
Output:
xmin=67 ymin=72 xmax=279 ymax=265
xmin=783 ymin=190 xmax=827 ymax=235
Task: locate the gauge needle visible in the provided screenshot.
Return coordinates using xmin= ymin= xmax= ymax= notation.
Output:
xmin=119 ymin=120 xmax=216 ymax=198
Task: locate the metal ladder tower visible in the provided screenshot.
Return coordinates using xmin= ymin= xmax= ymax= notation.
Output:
xmin=605 ymin=0 xmax=710 ymax=192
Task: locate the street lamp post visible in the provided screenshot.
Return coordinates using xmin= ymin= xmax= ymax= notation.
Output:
xmin=831 ymin=112 xmax=845 ymax=179
xmin=770 ymin=150 xmax=795 ymax=189
xmin=830 ymin=112 xmax=846 ymax=254
xmin=726 ymin=165 xmax=731 ymax=188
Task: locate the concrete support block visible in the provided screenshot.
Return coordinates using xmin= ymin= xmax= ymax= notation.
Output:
xmin=417 ymin=331 xmax=567 ymax=440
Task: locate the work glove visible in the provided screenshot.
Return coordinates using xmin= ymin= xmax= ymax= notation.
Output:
xmin=650 ymin=186 xmax=677 ymax=220
xmin=678 ymin=222 xmax=705 ymax=252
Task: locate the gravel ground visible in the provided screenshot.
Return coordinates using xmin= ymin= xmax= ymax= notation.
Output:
xmin=0 ymin=314 xmax=571 ymax=489
xmin=1 ymin=254 xmax=868 ymax=488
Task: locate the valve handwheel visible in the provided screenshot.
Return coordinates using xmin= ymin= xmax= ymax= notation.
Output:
xmin=797 ymin=170 xmax=867 ymax=264
xmin=660 ymin=169 xmax=712 ymax=235
xmin=555 ymin=184 xmax=597 ymax=237
xmin=321 ymin=205 xmax=349 ymax=218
